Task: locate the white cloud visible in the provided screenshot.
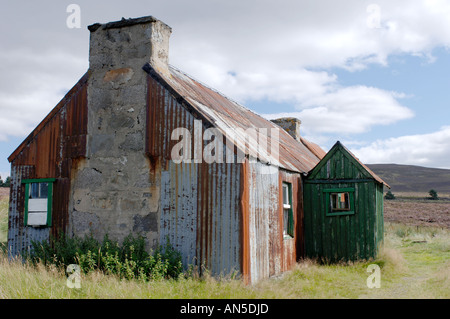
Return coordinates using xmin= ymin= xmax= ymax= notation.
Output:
xmin=0 ymin=49 xmax=86 ymax=141
xmin=169 ymin=0 xmax=450 ymax=73
xmin=0 ymin=172 xmax=10 ymax=180
xmin=262 ymin=85 xmax=414 ymax=135
xmin=351 ymin=126 xmax=450 ymax=169
xmin=1 ymin=0 xmax=450 ymax=171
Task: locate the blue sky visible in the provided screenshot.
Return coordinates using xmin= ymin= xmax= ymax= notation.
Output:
xmin=252 ymin=47 xmax=450 ymax=139
xmin=1 ymin=0 xmax=450 ymax=179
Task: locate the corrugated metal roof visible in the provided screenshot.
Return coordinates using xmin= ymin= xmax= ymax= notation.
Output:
xmin=144 ymin=64 xmax=324 ymax=174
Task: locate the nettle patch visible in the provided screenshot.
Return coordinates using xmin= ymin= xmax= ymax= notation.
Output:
xmin=29 ymin=234 xmax=183 ymax=281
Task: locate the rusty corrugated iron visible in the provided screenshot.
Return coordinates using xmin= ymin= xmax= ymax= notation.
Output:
xmin=300 ymin=137 xmax=327 ymax=160
xmin=7 ymin=165 xmax=51 ymax=258
xmin=8 ymin=72 xmax=88 ymax=166
xmin=149 ymin=73 xmax=242 ymax=276
xmin=7 ymin=73 xmax=89 ymax=255
xmin=160 ymin=160 xmax=242 ymax=275
xmin=146 ymin=64 xmax=312 ymax=283
xmin=144 ymin=64 xmax=323 ymax=174
xmin=243 ymin=162 xmax=303 ymax=283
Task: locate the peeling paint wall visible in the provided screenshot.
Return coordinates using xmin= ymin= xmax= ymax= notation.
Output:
xmin=8 ymin=74 xmax=88 ymax=257
xmin=160 ymin=161 xmax=241 ymax=276
xmin=7 ymin=165 xmax=50 ymax=258
xmin=245 ymin=162 xmax=303 ymax=284
xmin=147 ymin=73 xmax=242 ymax=276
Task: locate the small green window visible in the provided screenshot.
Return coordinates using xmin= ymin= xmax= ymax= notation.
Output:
xmin=324 ymin=187 xmax=355 ymax=216
xmin=22 ymin=178 xmax=55 ymax=227
xmin=330 ymin=192 xmax=350 ymax=211
xmin=282 ymin=182 xmax=294 ymax=238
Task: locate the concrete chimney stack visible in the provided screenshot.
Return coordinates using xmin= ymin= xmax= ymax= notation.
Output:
xmin=88 ymin=16 xmax=172 ymax=75
xmin=70 ymin=16 xmax=172 ymax=247
xmin=271 ymin=117 xmax=302 ymax=141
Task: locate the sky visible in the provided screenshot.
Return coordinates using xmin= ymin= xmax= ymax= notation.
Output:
xmin=1 ymin=0 xmax=450 ymax=179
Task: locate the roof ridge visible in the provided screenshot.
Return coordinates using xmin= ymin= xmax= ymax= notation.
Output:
xmin=168 ymin=65 xmax=269 ymax=122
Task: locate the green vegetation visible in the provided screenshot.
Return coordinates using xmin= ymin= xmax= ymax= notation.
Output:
xmin=428 ymin=189 xmax=439 ymax=200
xmin=0 ymin=222 xmax=448 ymax=299
xmin=0 ymin=176 xmax=10 ymax=188
xmin=29 ymin=234 xmax=183 ymax=281
xmin=367 ymin=163 xmax=450 ymax=193
xmin=0 ymin=196 xmax=8 ymax=245
xmin=385 ymin=191 xmax=396 ymax=200
xmin=0 ymin=193 xmax=448 ymax=299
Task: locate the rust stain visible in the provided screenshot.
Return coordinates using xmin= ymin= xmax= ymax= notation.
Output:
xmin=8 ymin=72 xmax=89 ymax=248
xmin=144 ymin=63 xmax=323 ymax=175
xmin=239 ymin=159 xmax=250 ymax=284
xmin=103 ymin=68 xmax=133 ymax=83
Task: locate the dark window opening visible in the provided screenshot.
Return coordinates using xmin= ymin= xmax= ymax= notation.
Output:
xmin=330 ymin=192 xmax=350 ymax=211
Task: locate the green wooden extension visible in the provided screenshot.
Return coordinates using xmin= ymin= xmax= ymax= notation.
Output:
xmin=304 ymin=141 xmax=387 ymax=262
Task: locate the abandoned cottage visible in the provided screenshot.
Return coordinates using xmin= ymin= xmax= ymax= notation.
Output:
xmin=7 ymin=16 xmax=388 ymax=284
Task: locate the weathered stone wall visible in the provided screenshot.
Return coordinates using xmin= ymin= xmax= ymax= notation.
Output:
xmin=69 ymin=18 xmax=171 ymax=249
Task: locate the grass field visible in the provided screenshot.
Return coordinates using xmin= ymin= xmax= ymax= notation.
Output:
xmin=0 ymin=190 xmax=448 ymax=299
xmin=0 ymin=189 xmax=8 ymax=244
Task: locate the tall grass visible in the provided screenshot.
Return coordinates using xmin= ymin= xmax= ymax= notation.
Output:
xmin=0 ymin=188 xmax=448 ymax=300
xmin=1 ymin=223 xmax=447 ymax=299
xmin=0 ymin=197 xmax=8 ymax=244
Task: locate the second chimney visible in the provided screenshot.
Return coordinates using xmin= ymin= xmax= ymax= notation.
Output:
xmin=271 ymin=117 xmax=302 ymax=141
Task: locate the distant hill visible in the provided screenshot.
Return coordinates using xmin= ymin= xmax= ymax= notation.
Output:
xmin=367 ymin=164 xmax=450 ymax=193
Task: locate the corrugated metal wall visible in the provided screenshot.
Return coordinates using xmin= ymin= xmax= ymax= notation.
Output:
xmin=147 ymin=73 xmax=308 ymax=282
xmin=148 ymin=75 xmax=242 ymax=276
xmin=161 ymin=161 xmax=241 ymax=275
xmin=247 ymin=162 xmax=278 ymax=283
xmin=7 ymin=165 xmax=50 ymax=258
xmin=245 ymin=162 xmax=302 ymax=283
xmin=8 ymin=73 xmax=88 ymax=257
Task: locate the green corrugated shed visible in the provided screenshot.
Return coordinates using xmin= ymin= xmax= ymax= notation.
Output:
xmin=304 ymin=141 xmax=389 ymax=262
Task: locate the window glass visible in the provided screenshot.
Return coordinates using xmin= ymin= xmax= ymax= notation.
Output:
xmin=282 ymin=184 xmax=288 ymax=206
xmin=30 ymin=183 xmax=40 ymax=199
xmin=331 ymin=192 xmax=350 ymax=211
xmin=283 ymin=208 xmax=290 ymax=235
xmin=29 ymin=182 xmax=49 ymax=199
xmin=40 ymin=183 xmax=48 ymax=198
xmin=282 ymin=182 xmax=293 ymax=238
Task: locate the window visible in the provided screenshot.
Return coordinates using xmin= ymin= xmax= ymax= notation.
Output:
xmin=323 ymin=187 xmax=355 ymax=216
xmin=330 ymin=192 xmax=350 ymax=211
xmin=22 ymin=178 xmax=55 ymax=227
xmin=282 ymin=182 xmax=294 ymax=238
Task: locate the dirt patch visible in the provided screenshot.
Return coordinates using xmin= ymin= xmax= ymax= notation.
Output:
xmin=384 ymin=199 xmax=450 ymax=228
xmin=0 ymin=188 xmax=9 ymax=201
